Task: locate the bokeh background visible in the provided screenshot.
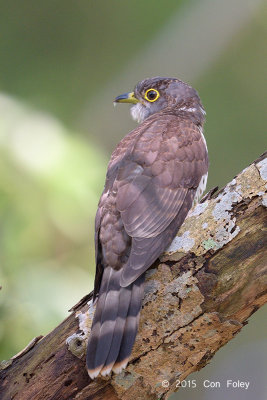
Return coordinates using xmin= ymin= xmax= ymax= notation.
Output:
xmin=0 ymin=0 xmax=266 ymax=399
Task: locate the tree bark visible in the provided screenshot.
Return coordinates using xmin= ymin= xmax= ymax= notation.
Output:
xmin=1 ymin=152 xmax=266 ymax=400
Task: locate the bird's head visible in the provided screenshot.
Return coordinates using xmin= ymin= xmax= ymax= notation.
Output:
xmin=114 ymin=77 xmax=205 ymax=124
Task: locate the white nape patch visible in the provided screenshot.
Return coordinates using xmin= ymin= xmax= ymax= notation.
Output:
xmin=179 ymin=106 xmax=197 ymax=113
xmin=194 ymin=173 xmax=208 ymax=203
xmin=130 ymin=103 xmax=147 ymax=123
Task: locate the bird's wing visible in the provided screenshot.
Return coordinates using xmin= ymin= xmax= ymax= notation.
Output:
xmin=117 ymin=177 xmax=188 ymax=238
xmin=115 ymin=116 xmax=208 ymax=286
xmin=93 ymin=205 xmax=103 ymax=299
xmin=120 ymin=190 xmax=195 ymax=287
xmin=92 ymin=125 xmax=141 ymax=298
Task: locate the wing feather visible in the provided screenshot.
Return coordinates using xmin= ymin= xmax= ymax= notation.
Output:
xmin=97 ymin=116 xmax=208 ymax=288
xmin=114 ymin=117 xmax=208 ymax=286
xmin=120 ymin=183 xmax=187 ymax=238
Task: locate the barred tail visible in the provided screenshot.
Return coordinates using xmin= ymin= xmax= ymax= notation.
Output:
xmin=86 ymin=266 xmax=145 ymax=379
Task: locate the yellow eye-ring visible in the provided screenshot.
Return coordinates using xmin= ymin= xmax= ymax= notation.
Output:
xmin=144 ymin=88 xmax=160 ymax=102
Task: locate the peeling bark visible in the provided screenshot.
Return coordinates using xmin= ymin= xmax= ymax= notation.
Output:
xmin=0 ymin=152 xmax=266 ymax=400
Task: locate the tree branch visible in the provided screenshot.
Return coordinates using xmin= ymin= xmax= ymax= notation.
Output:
xmin=1 ymin=152 xmax=266 ymax=400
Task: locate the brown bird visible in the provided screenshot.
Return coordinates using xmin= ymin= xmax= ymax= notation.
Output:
xmin=86 ymin=77 xmax=209 ymax=379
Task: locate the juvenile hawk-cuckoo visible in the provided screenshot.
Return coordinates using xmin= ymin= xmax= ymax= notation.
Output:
xmin=86 ymin=77 xmax=209 ymax=379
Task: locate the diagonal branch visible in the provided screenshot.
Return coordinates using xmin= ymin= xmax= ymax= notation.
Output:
xmin=0 ymin=152 xmax=266 ymax=400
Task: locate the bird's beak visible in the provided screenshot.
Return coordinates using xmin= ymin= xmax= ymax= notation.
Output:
xmin=114 ymin=92 xmax=139 ymax=104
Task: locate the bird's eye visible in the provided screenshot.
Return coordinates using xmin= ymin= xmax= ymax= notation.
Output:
xmin=144 ymin=88 xmax=160 ymax=102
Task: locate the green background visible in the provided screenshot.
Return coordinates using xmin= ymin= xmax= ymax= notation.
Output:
xmin=0 ymin=1 xmax=266 ymax=399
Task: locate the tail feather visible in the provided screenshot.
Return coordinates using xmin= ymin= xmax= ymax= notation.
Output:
xmin=95 ymin=275 xmax=119 ymax=368
xmin=100 ymin=285 xmax=132 ymax=375
xmin=86 ymin=268 xmax=145 ymax=379
xmin=112 ymin=274 xmax=144 ymax=374
xmin=86 ymin=266 xmax=113 ymax=378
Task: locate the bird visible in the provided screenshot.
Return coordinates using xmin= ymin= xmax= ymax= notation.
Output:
xmin=86 ymin=76 xmax=209 ymax=379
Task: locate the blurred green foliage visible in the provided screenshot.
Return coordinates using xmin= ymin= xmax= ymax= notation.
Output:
xmin=198 ymin=6 xmax=267 ymax=187
xmin=0 ymin=97 xmax=106 ymax=358
xmin=0 ymin=0 xmax=182 ymax=122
